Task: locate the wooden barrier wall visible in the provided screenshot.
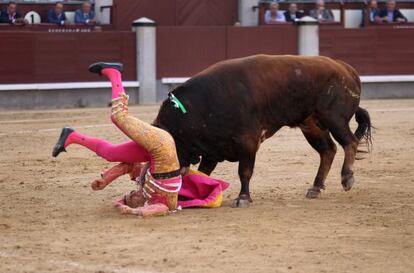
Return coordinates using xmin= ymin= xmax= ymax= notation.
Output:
xmin=156 ymin=25 xmax=298 ymax=78
xmin=2 ymin=26 xmax=414 ymax=84
xmin=0 ymin=32 xmax=136 ymax=84
xmin=112 ymin=0 xmax=238 ymax=30
xmin=320 ymin=26 xmax=414 ymax=75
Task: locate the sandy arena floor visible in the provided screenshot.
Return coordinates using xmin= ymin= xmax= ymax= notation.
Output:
xmin=0 ymin=99 xmax=413 ymax=273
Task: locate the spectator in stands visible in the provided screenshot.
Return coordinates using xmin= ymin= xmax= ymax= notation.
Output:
xmin=264 ymin=3 xmax=286 ymax=24
xmin=47 ymin=2 xmax=68 ymax=25
xmin=0 ymin=1 xmax=27 ymax=24
xmin=284 ymin=3 xmax=304 ymax=22
xmin=378 ymin=0 xmax=407 ymax=23
xmin=309 ymin=0 xmax=334 ymax=22
xmin=361 ymin=0 xmax=381 ymax=27
xmin=74 ymin=1 xmax=98 ymax=25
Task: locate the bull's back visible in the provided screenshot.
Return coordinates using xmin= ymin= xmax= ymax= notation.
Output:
xmin=191 ymin=55 xmax=361 ymax=126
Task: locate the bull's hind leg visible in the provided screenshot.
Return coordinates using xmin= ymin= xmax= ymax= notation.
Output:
xmin=322 ymin=118 xmax=359 ymax=191
xmin=233 ymin=139 xmax=257 ymax=208
xmin=233 ymin=155 xmax=255 ymax=208
xmin=300 ymin=118 xmax=337 ymax=199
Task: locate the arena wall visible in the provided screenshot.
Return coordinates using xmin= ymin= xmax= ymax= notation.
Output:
xmin=0 ymin=32 xmax=136 ymax=84
xmin=156 ymin=25 xmax=297 ymax=78
xmin=320 ymin=26 xmax=414 ymax=75
xmin=111 ymin=0 xmax=238 ymax=30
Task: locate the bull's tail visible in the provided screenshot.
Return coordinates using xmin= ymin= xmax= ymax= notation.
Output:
xmin=354 ymin=106 xmax=372 ymax=154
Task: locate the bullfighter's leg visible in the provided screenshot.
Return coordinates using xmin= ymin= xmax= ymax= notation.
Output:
xmin=95 ymin=65 xmax=180 ymax=174
xmin=322 ymin=118 xmax=358 ymax=191
xmin=300 ymin=117 xmax=337 ymax=199
xmin=89 ymin=62 xmax=181 ymax=213
xmin=198 ymin=157 xmax=218 ymax=175
xmin=52 ymin=128 xmax=150 ymax=163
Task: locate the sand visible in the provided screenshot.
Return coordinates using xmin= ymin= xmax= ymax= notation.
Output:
xmin=0 ymin=99 xmax=413 ymax=273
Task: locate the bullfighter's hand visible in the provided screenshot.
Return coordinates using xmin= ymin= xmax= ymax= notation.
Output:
xmin=91 ymin=178 xmax=108 ymax=191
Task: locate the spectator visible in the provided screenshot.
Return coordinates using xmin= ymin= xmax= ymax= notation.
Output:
xmin=0 ymin=1 xmax=27 ymax=24
xmin=284 ymin=3 xmax=304 ymax=22
xmin=74 ymin=1 xmax=98 ymax=25
xmin=379 ymin=0 xmax=407 ymax=23
xmin=309 ymin=0 xmax=334 ymax=22
xmin=47 ymin=2 xmax=67 ymax=25
xmin=361 ymin=0 xmax=381 ymax=26
xmin=264 ymin=3 xmax=286 ymax=24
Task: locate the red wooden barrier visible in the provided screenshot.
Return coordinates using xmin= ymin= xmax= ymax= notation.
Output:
xmin=0 ymin=32 xmax=136 ymax=84
xmin=175 ymin=0 xmax=238 ymax=26
xmin=320 ymin=26 xmax=414 ymax=75
xmin=112 ymin=0 xmax=238 ymax=30
xmin=157 ymin=25 xmax=298 ymax=78
xmin=227 ymin=25 xmax=297 ymax=59
xmin=157 ymin=27 xmax=227 ymax=78
xmin=112 ymin=0 xmax=176 ymax=30
xmin=2 ymin=25 xmax=414 ymax=84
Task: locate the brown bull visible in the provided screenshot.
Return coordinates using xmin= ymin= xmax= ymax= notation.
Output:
xmin=154 ymin=55 xmax=372 ymax=207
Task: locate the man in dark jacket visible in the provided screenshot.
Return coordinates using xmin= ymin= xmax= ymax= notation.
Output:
xmin=284 ymin=3 xmax=304 ymax=22
xmin=0 ymin=1 xmax=27 ymax=24
xmin=309 ymin=0 xmax=334 ymax=22
xmin=360 ymin=0 xmax=381 ymax=27
xmin=47 ymin=2 xmax=67 ymax=25
xmin=379 ymin=0 xmax=407 ymax=23
xmin=74 ymin=1 xmax=98 ymax=25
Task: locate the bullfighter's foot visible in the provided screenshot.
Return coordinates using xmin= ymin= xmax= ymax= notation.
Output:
xmin=232 ymin=194 xmax=252 ymax=208
xmin=306 ymin=186 xmax=323 ymax=199
xmin=341 ymin=173 xmax=354 ymax=191
xmin=52 ymin=127 xmax=74 ymax=157
xmin=88 ymin=62 xmax=123 ymax=75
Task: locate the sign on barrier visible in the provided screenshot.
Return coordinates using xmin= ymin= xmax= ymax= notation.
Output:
xmin=24 ymin=11 xmax=41 ymax=24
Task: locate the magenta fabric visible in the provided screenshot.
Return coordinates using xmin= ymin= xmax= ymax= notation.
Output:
xmin=66 ymin=131 xmax=151 ymax=164
xmin=177 ymin=174 xmax=229 ymax=208
xmin=95 ymin=140 xmax=150 ymax=163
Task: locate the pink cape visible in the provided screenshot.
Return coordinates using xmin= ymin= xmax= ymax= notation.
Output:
xmin=178 ymin=174 xmax=229 ymax=208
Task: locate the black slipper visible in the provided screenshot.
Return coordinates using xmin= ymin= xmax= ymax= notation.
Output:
xmin=88 ymin=62 xmax=123 ymax=75
xmin=52 ymin=127 xmax=74 ymax=157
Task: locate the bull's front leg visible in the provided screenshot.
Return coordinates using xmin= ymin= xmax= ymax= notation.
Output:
xmin=233 ymin=153 xmax=256 ymax=208
xmin=198 ymin=157 xmax=218 ymax=175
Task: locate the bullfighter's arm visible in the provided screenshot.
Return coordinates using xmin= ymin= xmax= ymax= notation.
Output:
xmin=91 ymin=162 xmax=145 ymax=191
xmin=116 ymin=203 xmax=169 ymax=217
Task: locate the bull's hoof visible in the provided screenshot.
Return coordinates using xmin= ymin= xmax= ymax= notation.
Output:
xmin=342 ymin=174 xmax=355 ymax=191
xmin=232 ymin=194 xmax=252 ymax=208
xmin=306 ymin=187 xmax=321 ymax=199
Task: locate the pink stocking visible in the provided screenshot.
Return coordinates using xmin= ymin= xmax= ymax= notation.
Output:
xmin=65 ymin=131 xmax=150 ymax=163
xmin=101 ymin=68 xmax=125 ymax=99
